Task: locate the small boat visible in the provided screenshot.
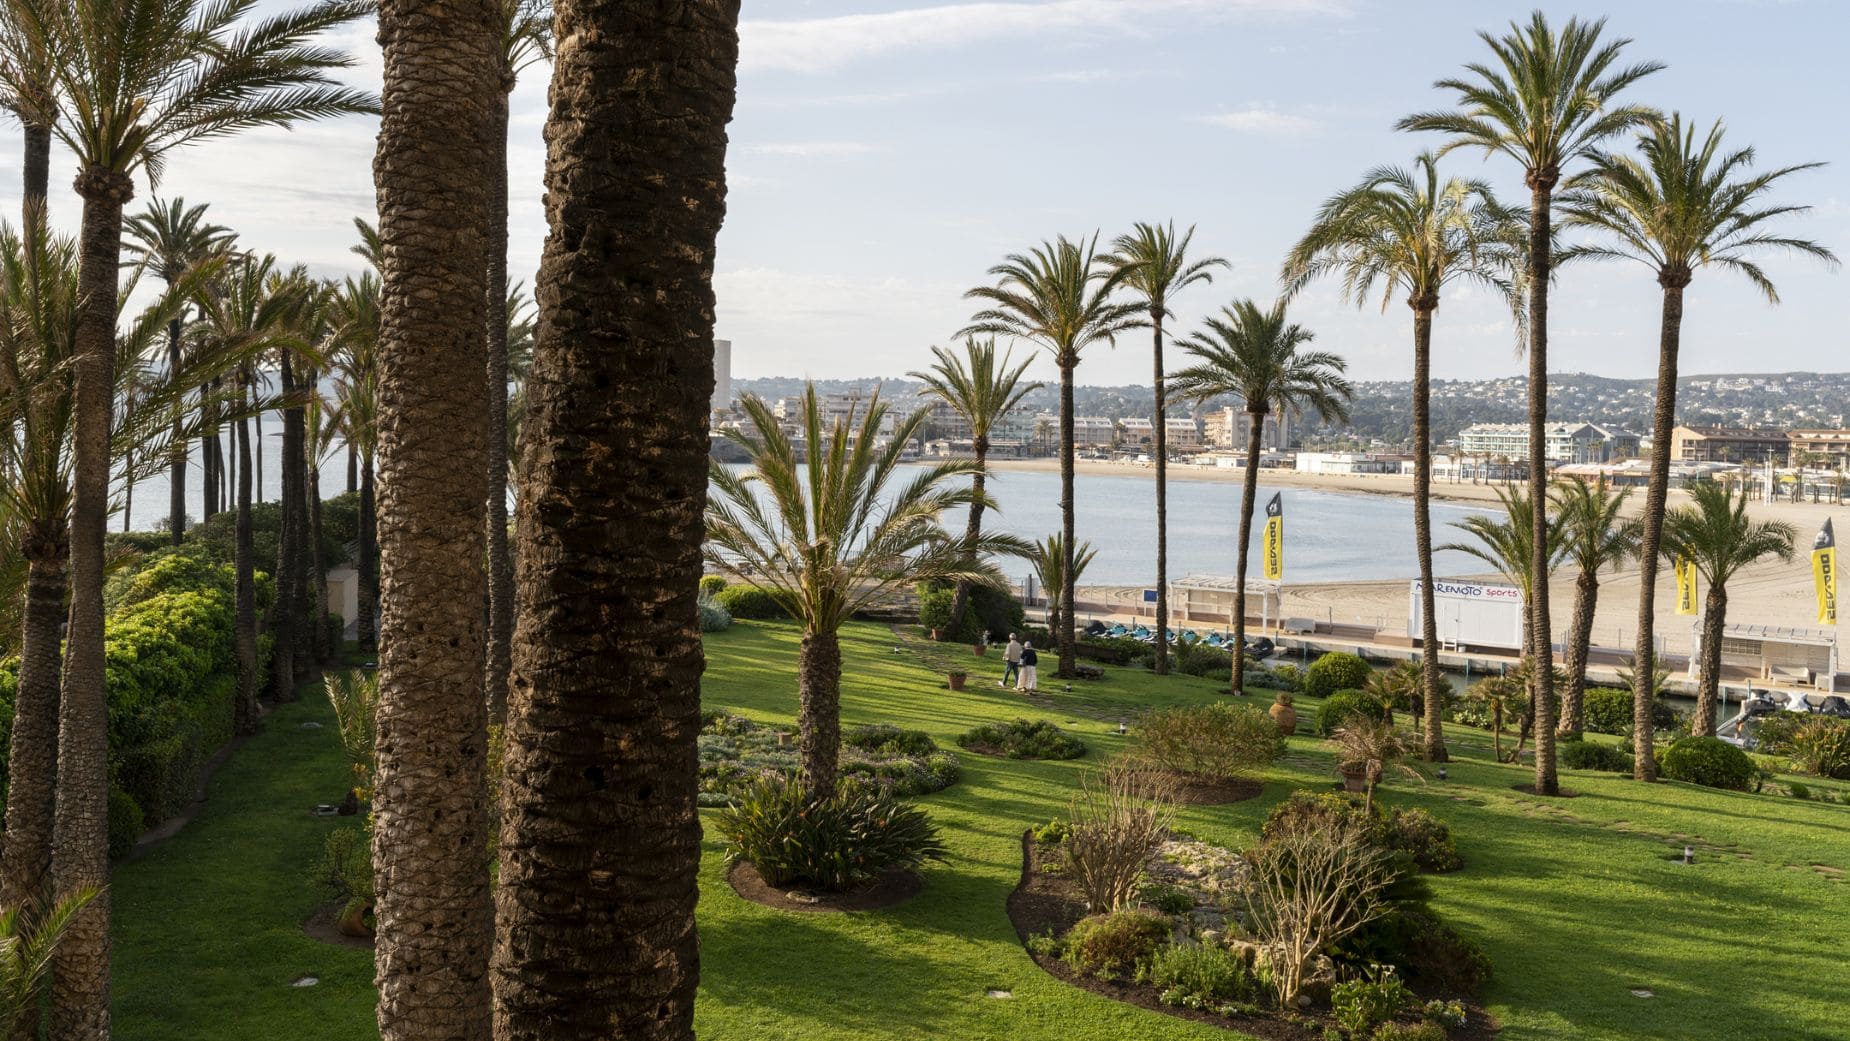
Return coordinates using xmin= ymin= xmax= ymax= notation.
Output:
xmin=1243 ymin=637 xmax=1275 ymax=661
xmin=1204 ymin=633 xmax=1224 ymax=648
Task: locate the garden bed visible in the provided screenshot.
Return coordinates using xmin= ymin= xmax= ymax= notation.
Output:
xmin=727 ymin=861 xmax=923 ymax=914
xmin=698 ymin=714 xmax=959 ymax=807
xmin=1007 ymin=831 xmax=1498 ymax=1041
xmin=1163 ymin=774 xmax=1266 ymax=806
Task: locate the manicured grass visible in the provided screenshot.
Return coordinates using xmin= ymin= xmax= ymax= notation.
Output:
xmin=111 ymin=622 xmax=1850 ymax=1040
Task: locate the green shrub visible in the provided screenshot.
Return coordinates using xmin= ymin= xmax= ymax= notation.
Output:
xmin=1330 ymin=967 xmax=1413 ymax=1036
xmin=1139 ymin=883 xmax=1195 ymax=916
xmin=958 ymin=719 xmax=1086 ymax=760
xmin=1137 ymin=943 xmax=1263 ymax=1009
xmin=917 ymin=583 xmax=958 ymax=632
xmin=697 ymin=716 xmax=958 ymax=805
xmin=1787 ymin=780 xmax=1812 ymax=800
xmin=108 ymin=787 xmax=145 ymax=861
xmin=1269 ymin=663 xmax=1304 ymax=691
xmin=1262 ymin=791 xmax=1461 ymax=874
xmin=844 ymin=723 xmax=936 ymax=758
xmin=1787 ymin=716 xmax=1850 ymax=779
xmin=314 ymin=824 xmax=375 ymax=906
xmin=1031 ymin=819 xmax=1071 ymax=844
xmin=1132 ymin=703 xmax=1284 ymax=780
xmin=1060 ymin=909 xmax=1171 ymax=980
xmin=1173 ymin=642 xmax=1233 ymax=678
xmin=1317 ymin=689 xmax=1387 ymax=736
xmin=1751 ymin=711 xmax=1805 ymax=754
xmin=712 ymin=584 xmax=785 ymax=620
xmin=699 ymin=575 xmax=728 ymax=598
xmin=716 ymin=777 xmax=948 ymax=891
xmin=1304 ymin=652 xmax=1371 ymax=698
xmin=1661 ymin=736 xmax=1755 ymax=791
xmin=1560 ymin=739 xmax=1631 ymax=772
xmin=1349 ymin=907 xmax=1491 ymax=996
xmin=697 ymin=595 xmax=732 ymax=633
xmin=1372 ymin=1022 xmax=1448 ymax=1041
xmin=1583 ymin=686 xmax=1677 ymax=734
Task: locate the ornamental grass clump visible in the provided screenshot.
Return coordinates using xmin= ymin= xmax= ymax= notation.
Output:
xmin=716 ymin=777 xmax=947 ymax=892
xmin=1064 ymin=760 xmax=1178 ymax=912
xmin=1131 ymin=703 xmax=1283 ymax=780
xmin=958 ymin=718 xmax=1087 ymax=760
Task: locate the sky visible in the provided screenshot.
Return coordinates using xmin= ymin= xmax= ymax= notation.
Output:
xmin=4 ymin=0 xmax=1847 ymax=387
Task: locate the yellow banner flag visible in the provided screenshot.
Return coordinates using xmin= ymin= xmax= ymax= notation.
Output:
xmin=1674 ymin=557 xmax=1697 ymax=616
xmin=1262 ymin=492 xmax=1284 ymax=581
xmin=1814 ymin=519 xmax=1837 ymax=624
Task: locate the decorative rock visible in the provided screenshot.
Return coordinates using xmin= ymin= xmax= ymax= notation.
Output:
xmin=300 ymin=722 xmax=323 ymax=729
xmin=985 ymin=989 xmax=1013 ymax=1000
xmin=1630 ymin=988 xmax=1655 ymax=999
xmin=291 ymin=976 xmax=319 ymax=988
xmin=784 ymin=890 xmax=822 ymax=905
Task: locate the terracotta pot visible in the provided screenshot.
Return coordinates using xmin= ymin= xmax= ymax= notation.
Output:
xmin=1339 ymin=768 xmax=1369 ymax=794
xmin=973 ymin=644 xmax=988 ymax=656
xmin=337 ymin=900 xmax=375 ymax=939
xmin=1269 ymin=703 xmax=1297 ymax=736
xmin=929 ymin=628 xmax=942 ymax=641
xmin=947 ymin=672 xmax=967 ymax=691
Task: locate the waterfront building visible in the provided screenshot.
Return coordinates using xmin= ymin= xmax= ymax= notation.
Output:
xmin=1458 ymin=421 xmax=1640 ymax=464
xmin=1201 ymin=407 xmax=1288 ymax=451
xmin=1117 ymin=416 xmax=1204 ymax=450
xmin=1668 ymin=425 xmax=1791 ymax=464
xmin=1031 ymin=414 xmax=1116 ymax=451
xmin=1786 ymin=429 xmax=1850 ymax=469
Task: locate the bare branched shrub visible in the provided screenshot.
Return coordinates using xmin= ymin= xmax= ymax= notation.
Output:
xmin=1064 ymin=759 xmax=1178 ymax=913
xmin=1131 ymin=703 xmax=1284 ymax=780
xmin=1243 ymin=811 xmax=1396 ymax=1007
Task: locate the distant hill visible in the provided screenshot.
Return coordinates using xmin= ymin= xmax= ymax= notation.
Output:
xmin=734 ymin=371 xmax=1850 ymax=445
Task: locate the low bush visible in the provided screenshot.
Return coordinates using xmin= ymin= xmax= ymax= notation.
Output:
xmin=1132 ymin=703 xmax=1283 ymax=780
xmin=1242 ymin=810 xmax=1397 ymax=1007
xmin=1304 ymin=652 xmax=1371 ymax=698
xmin=1262 ymin=791 xmax=1461 ymax=874
xmin=1173 ymin=642 xmax=1233 ymax=678
xmin=1061 ymin=909 xmax=1171 ymax=980
xmin=696 ymin=715 xmax=959 ymax=806
xmin=697 ymin=595 xmax=732 ymax=633
xmin=699 ymin=575 xmax=728 ymax=598
xmin=1137 ymin=942 xmax=1264 ymax=1009
xmin=1031 ymin=819 xmax=1071 ymax=844
xmin=1268 ymin=663 xmax=1304 ymax=691
xmin=1330 ymin=967 xmax=1413 ymax=1036
xmin=958 ymin=719 xmax=1086 ymax=760
xmin=1317 ymin=689 xmax=1387 ymax=736
xmin=314 ymin=824 xmax=375 ymax=911
xmin=108 ymin=786 xmax=145 ymax=861
xmin=1065 ymin=762 xmax=1176 ymax=912
xmin=1371 ymin=1022 xmax=1448 ymax=1041
xmin=716 ymin=777 xmax=948 ymax=891
xmin=1348 ymin=907 xmax=1491 ymax=997
xmin=1582 ymin=686 xmax=1677 ymax=734
xmin=1661 ymin=736 xmax=1755 ymax=791
xmin=1560 ymin=739 xmax=1630 ymax=772
xmin=712 ymin=584 xmax=786 ymax=620
xmin=1787 ymin=716 xmax=1850 ymax=779
xmin=1078 ymin=636 xmax=1150 ymax=666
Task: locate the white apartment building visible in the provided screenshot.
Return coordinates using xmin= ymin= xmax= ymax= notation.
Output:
xmin=1201 ymin=407 xmax=1289 ymax=451
xmin=1117 ymin=416 xmax=1204 ymax=449
xmin=1457 ymin=422 xmax=1640 ymax=465
xmin=1031 ymin=414 xmax=1116 ymax=451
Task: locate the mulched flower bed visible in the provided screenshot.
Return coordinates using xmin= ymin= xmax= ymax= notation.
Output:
xmin=1007 ymin=832 xmax=1500 ymax=1040
xmin=697 ymin=714 xmax=960 ymax=807
xmin=726 ymin=861 xmax=922 ymax=914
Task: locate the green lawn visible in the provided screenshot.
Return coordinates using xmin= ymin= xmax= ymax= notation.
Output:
xmin=112 ymin=620 xmax=1850 ymax=1041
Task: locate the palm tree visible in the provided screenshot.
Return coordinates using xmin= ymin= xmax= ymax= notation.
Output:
xmin=1661 ymin=481 xmax=1797 ymax=737
xmin=1558 ymin=115 xmax=1837 ymax=775
xmin=5 ymin=2 xmax=372 ymax=1029
xmin=370 ymin=1 xmax=495 ymax=1036
xmin=1440 ymin=487 xmax=1568 ymax=658
xmin=0 ymin=889 xmax=98 ymax=1038
xmin=0 ymin=3 xmax=53 ymax=224
xmin=1283 ymin=153 xmax=1524 ymax=761
xmin=1401 ymin=10 xmax=1662 ymax=796
xmin=1549 ymin=479 xmax=1639 ymax=738
xmin=483 ymin=0 xmax=552 ymax=726
xmin=907 ymin=336 xmax=1039 ymax=636
xmin=707 ymin=389 xmax=1021 ymax=798
xmin=124 ymin=197 xmax=235 ymax=542
xmin=1170 ymin=300 xmax=1351 ymax=695
xmin=962 ymin=235 xmax=1141 ymax=678
xmin=1107 ymin=222 xmax=1226 ymax=676
xmin=327 ymin=272 xmax=380 ymax=654
xmin=490 ymin=7 xmax=737 ymax=1034
xmin=1029 ymin=532 xmax=1098 ymax=644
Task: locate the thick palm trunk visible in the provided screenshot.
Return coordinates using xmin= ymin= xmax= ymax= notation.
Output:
xmin=22 ymin=122 xmax=49 ymax=226
xmin=1 ymin=545 xmax=66 ymax=917
xmin=1631 ymin=281 xmax=1685 ymax=780
xmin=1526 ymin=180 xmax=1559 ymax=796
xmin=53 ymin=172 xmax=132 ymax=1041
xmin=286 ymin=366 xmax=313 ymax=680
xmin=235 ymin=409 xmax=259 ymax=735
xmin=168 ymin=316 xmax=186 ymax=544
xmin=490 ymin=11 xmax=732 ymax=1029
xmin=1561 ymin=569 xmax=1598 ymax=737
xmin=797 ymin=631 xmax=843 ymax=800
xmin=310 ymin=459 xmax=328 ymax=663
xmin=271 ymin=357 xmax=298 ymax=700
xmin=202 ymin=380 xmax=220 ymax=521
xmin=1693 ymin=585 xmax=1726 ymax=737
xmin=358 ymin=454 xmax=377 ymax=653
xmin=371 ymin=2 xmax=497 ymax=1037
xmin=484 ymin=82 xmax=514 ymax=725
xmin=1151 ymin=316 xmax=1171 ymax=676
xmin=947 ymin=436 xmax=988 ymax=636
xmin=1412 ymin=307 xmax=1446 ymax=760
xmin=1231 ymin=411 xmax=1264 ymax=696
xmin=1057 ymin=363 xmax=1077 ymax=679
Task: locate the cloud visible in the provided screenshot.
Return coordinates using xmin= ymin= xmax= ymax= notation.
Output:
xmin=741 ymin=0 xmax=1347 ymax=73
xmin=744 ymin=141 xmax=882 ymax=158
xmin=1198 ymin=103 xmax=1319 ymax=134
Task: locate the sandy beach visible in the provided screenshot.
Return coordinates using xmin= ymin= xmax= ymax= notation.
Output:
xmin=993 ymin=457 xmax=1849 ymax=660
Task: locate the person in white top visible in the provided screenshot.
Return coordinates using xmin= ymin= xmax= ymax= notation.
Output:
xmin=1001 ymin=633 xmax=1023 ymax=688
xmin=1017 ymin=641 xmax=1039 ymax=693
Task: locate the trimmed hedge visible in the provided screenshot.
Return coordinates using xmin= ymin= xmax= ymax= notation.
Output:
xmin=1661 ymin=736 xmax=1755 ymax=791
xmin=1582 ymin=686 xmax=1677 ymax=735
xmin=1560 ymin=738 xmax=1631 ymax=772
xmin=1316 ymin=689 xmax=1388 ymax=736
xmin=713 ymin=584 xmax=787 ymax=620
xmin=1304 ymin=652 xmax=1371 ymax=697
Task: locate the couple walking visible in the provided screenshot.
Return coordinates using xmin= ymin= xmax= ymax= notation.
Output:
xmin=999 ymin=632 xmax=1038 ymax=693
